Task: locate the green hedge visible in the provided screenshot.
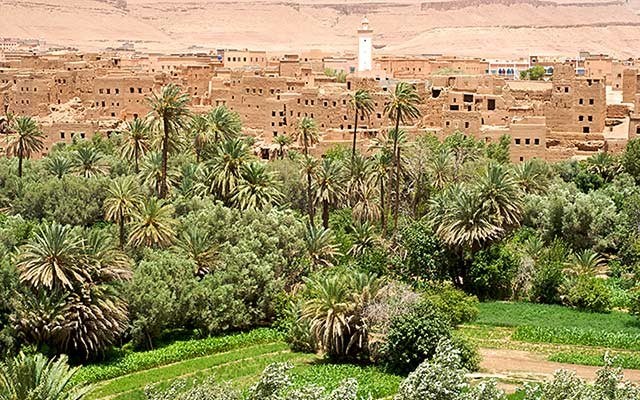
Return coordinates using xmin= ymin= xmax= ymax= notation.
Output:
xmin=74 ymin=328 xmax=282 ymax=384
xmin=513 ymin=325 xmax=640 ymax=350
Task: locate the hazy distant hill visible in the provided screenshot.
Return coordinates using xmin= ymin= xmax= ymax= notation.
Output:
xmin=3 ymin=0 xmax=640 ymax=58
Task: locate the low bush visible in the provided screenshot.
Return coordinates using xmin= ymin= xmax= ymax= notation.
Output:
xmin=72 ymin=328 xmax=282 ymax=384
xmin=380 ymin=299 xmax=452 ymax=374
xmin=469 ymin=244 xmax=519 ymax=300
xmin=563 ymin=277 xmax=613 ymax=313
xmin=422 ymin=282 xmax=479 ymax=326
xmin=513 ymin=325 xmax=640 ymax=350
xmin=530 ymin=260 xmax=564 ymax=304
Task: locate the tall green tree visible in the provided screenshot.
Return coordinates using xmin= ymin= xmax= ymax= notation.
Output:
xmin=295 ymin=117 xmax=320 ymax=225
xmin=147 ymin=84 xmax=190 ymax=199
xmin=206 ymin=138 xmax=252 ymax=202
xmin=232 ymin=161 xmax=283 ymax=210
xmin=207 ymin=105 xmax=242 ymax=143
xmin=273 ymin=134 xmax=293 ymax=159
xmin=104 ymin=176 xmax=143 ymax=248
xmin=384 ymin=82 xmax=421 ymax=234
xmin=349 ymin=89 xmax=375 ymax=157
xmin=72 ymin=147 xmax=107 ymax=178
xmin=6 ymin=116 xmax=44 ymax=178
xmin=314 ymin=158 xmax=346 ymax=229
xmin=128 ymin=198 xmax=176 ymax=248
xmin=120 ymin=117 xmax=150 ymax=173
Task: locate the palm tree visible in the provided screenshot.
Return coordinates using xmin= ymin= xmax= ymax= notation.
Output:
xmin=304 ymin=223 xmax=341 ymax=268
xmin=349 ymin=89 xmax=375 ymax=157
xmin=273 ymin=134 xmax=293 ymax=159
xmin=295 ymin=118 xmax=320 ymax=226
xmin=370 ymin=148 xmax=392 ymax=232
xmin=73 ymin=147 xmax=108 ymax=178
xmin=46 ymin=155 xmax=72 ymax=179
xmin=177 ymin=226 xmax=218 ymax=278
xmin=139 ymin=151 xmax=176 ymax=197
xmin=6 ymin=116 xmax=45 ymax=178
xmin=352 ymin=183 xmax=382 ymax=224
xmin=190 ymin=114 xmax=211 ymax=163
xmin=0 ymin=352 xmax=92 ymax=400
xmin=384 ymin=82 xmax=421 ymax=233
xmin=565 ymin=249 xmax=606 ymax=278
xmin=428 ymin=147 xmax=454 ymax=191
xmin=300 ymin=155 xmax=319 ymax=227
xmin=104 ymin=176 xmax=143 ymax=248
xmin=587 ymin=152 xmax=621 ymax=182
xmin=430 ymin=186 xmax=503 ymax=286
xmin=346 ymin=153 xmax=371 ymax=204
xmin=128 ymin=198 xmax=176 ymax=248
xmin=348 ymin=222 xmax=378 ymax=257
xmin=232 ymin=161 xmax=283 ymax=210
xmin=476 ymin=163 xmax=523 ymax=228
xmin=16 ymin=222 xmax=86 ymax=291
xmin=513 ymin=159 xmax=549 ymax=194
xmin=147 ymin=84 xmax=191 ymax=199
xmin=206 ymin=138 xmax=252 ymax=202
xmin=120 ymin=117 xmax=150 ymax=173
xmin=314 ymin=158 xmax=346 ymax=229
xmin=294 ymin=117 xmax=319 ymax=156
xmin=432 ymin=188 xmax=502 ymax=250
xmin=301 ymin=271 xmax=382 ymax=358
xmin=207 ymin=105 xmax=242 ymax=143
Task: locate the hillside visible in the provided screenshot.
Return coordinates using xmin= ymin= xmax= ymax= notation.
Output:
xmin=2 ymin=0 xmax=640 ymax=58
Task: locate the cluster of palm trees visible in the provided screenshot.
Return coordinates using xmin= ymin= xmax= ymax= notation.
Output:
xmin=13 ymin=224 xmax=130 ymax=359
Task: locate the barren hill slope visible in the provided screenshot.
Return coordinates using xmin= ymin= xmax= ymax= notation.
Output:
xmin=2 ymin=0 xmax=640 ymax=58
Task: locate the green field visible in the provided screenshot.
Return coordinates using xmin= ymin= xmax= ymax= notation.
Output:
xmin=83 ymin=338 xmax=400 ymax=400
xmin=81 ymin=302 xmax=640 ymax=400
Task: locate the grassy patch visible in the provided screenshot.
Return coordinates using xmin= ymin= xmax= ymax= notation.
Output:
xmin=513 ymin=325 xmax=640 ymax=351
xmin=548 ymin=352 xmax=640 ymax=370
xmin=476 ymin=302 xmax=640 ymax=334
xmin=291 ymin=363 xmax=402 ymax=398
xmin=75 ymin=328 xmax=282 ymax=385
xmin=88 ymin=342 xmax=290 ymax=399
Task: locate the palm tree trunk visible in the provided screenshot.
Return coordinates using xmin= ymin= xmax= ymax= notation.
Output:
xmin=119 ymin=210 xmax=125 ymax=249
xmin=307 ymin=171 xmax=314 ymax=227
xmin=392 ymin=113 xmax=401 ymax=234
xmin=17 ymin=140 xmax=23 ymax=178
xmin=134 ymin=145 xmax=139 ymax=173
xmin=160 ymin=117 xmax=170 ymax=199
xmin=380 ymin=179 xmax=386 ymax=234
xmin=279 ymin=144 xmax=284 ymax=159
xmin=352 ymin=109 xmax=359 ymax=158
xmin=322 ymin=199 xmax=329 ymax=229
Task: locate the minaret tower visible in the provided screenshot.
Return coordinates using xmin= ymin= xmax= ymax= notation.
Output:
xmin=358 ymin=16 xmax=373 ymax=72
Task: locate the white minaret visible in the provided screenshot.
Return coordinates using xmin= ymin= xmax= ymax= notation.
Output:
xmin=358 ymin=16 xmax=373 ymax=72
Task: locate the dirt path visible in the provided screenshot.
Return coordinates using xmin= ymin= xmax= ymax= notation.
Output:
xmin=479 ymin=348 xmax=640 ymax=383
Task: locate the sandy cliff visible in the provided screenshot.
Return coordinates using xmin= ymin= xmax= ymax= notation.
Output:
xmin=2 ymin=0 xmax=640 ymax=58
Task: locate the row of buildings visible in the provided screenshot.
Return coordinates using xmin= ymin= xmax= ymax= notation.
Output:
xmin=1 ymin=20 xmax=640 ymax=162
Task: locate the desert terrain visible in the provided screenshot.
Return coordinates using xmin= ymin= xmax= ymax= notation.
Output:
xmin=3 ymin=0 xmax=640 ymax=58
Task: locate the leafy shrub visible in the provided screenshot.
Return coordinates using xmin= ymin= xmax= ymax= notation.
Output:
xmin=394 ymin=340 xmax=468 ymax=400
xmin=72 ymin=329 xmax=282 ymax=384
xmin=126 ymin=251 xmax=200 ymax=349
xmin=396 ymin=219 xmax=451 ymax=282
xmin=469 ymin=244 xmax=519 ymax=300
xmin=530 ymin=260 xmax=564 ymax=304
xmin=564 ymin=277 xmax=612 ymax=313
xmin=422 ymin=282 xmax=479 ymax=326
xmin=451 ymin=332 xmax=480 ymax=372
xmin=381 ymin=299 xmax=453 ymax=374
